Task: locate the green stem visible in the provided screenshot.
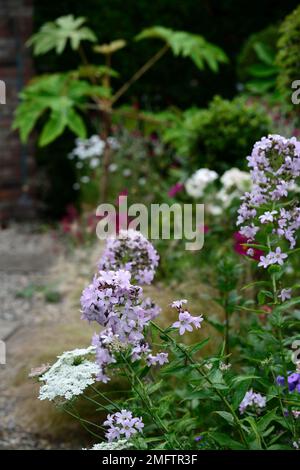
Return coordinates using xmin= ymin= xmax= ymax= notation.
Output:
xmin=151 ymin=321 xmax=248 ymax=448
xmin=121 ymin=354 xmax=182 ymax=449
xmin=90 ymin=384 xmax=122 ymax=411
xmin=111 ymin=44 xmax=169 ymax=104
xmin=64 ymin=405 xmax=103 ymax=439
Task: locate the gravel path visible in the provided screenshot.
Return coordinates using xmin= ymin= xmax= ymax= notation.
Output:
xmin=0 ymin=224 xmax=75 ymax=449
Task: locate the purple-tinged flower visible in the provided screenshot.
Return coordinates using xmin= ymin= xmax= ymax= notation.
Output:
xmin=239 ymin=389 xmax=266 ymax=414
xmin=258 ymin=255 xmax=271 ymax=269
xmin=131 ymin=343 xmax=151 ymax=362
xmin=278 ymin=288 xmax=292 ymax=302
xmin=276 ymin=375 xmax=285 ymax=386
xmin=146 ymin=352 xmax=169 ymax=366
xmin=270 ymin=247 xmax=288 ymax=266
xmin=259 ymin=211 xmax=278 ymax=224
xmin=288 ymin=373 xmax=300 ymax=392
xmin=170 ymin=299 xmax=188 ymax=309
xmin=239 ymin=224 xmax=259 ymax=241
xmin=98 ymin=229 xmax=159 ymax=285
xmin=104 ymin=410 xmax=144 ymax=442
xmin=172 ymin=311 xmax=203 ymax=335
xmin=237 ymin=134 xmax=300 ymax=271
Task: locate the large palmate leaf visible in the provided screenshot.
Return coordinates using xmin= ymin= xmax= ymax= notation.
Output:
xmin=27 ymin=15 xmax=97 ymax=55
xmin=13 ymin=73 xmax=110 ymax=146
xmin=136 ymin=26 xmax=228 ymax=72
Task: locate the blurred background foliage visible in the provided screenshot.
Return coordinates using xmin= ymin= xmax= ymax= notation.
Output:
xmin=28 ymin=0 xmax=300 ymax=217
xmin=33 ymin=0 xmax=299 ymax=108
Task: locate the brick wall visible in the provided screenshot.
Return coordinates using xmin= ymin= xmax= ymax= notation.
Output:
xmin=0 ymin=0 xmax=34 ymax=223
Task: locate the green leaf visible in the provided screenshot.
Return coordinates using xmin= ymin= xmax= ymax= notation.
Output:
xmin=188 ymin=338 xmax=210 ymax=355
xmin=136 ymin=26 xmax=228 ymax=72
xmin=257 ymin=408 xmax=278 ymax=432
xmin=27 ymin=15 xmax=97 ymax=56
xmin=267 ymin=444 xmax=292 ymax=450
xmin=13 ymin=100 xmax=45 ymax=143
xmin=39 ymin=109 xmax=67 ymax=146
xmin=275 ymin=296 xmax=300 ymax=312
xmin=247 ymin=63 xmax=278 ymax=78
xmin=212 ymin=432 xmax=246 ymax=450
xmin=241 ymin=280 xmax=269 ymax=291
xmin=66 ymin=108 xmax=86 ymax=138
xmin=253 ymin=42 xmax=276 ymax=66
xmin=214 ymin=411 xmax=234 ymax=425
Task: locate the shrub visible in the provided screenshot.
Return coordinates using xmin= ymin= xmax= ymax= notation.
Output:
xmin=162 ymin=96 xmax=272 ymax=171
xmin=277 ymin=5 xmax=300 ymax=100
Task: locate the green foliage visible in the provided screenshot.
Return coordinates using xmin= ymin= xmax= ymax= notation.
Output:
xmin=237 ymin=26 xmax=278 ymax=82
xmin=237 ymin=25 xmax=279 ymax=96
xmin=27 ymin=15 xmax=97 ymax=55
xmin=161 ymin=95 xmax=272 ymax=171
xmin=136 ymin=26 xmax=228 ymax=72
xmin=276 ymin=5 xmax=300 ymax=99
xmin=15 ymin=15 xmax=229 ymax=152
xmin=13 ymin=73 xmax=110 ymax=146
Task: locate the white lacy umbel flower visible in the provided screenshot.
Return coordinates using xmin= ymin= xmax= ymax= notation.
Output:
xmin=39 ymin=346 xmax=100 ymax=401
xmin=220 ymin=168 xmax=252 ymax=192
xmin=71 ymin=135 xmax=105 ymax=160
xmin=84 ymin=439 xmax=133 ymax=450
xmin=185 ymin=168 xmax=218 ymax=198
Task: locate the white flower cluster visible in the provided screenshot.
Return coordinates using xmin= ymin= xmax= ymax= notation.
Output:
xmin=185 ymin=168 xmax=218 ymax=198
xmin=69 ymin=135 xmax=120 ymax=170
xmin=38 ymin=346 xmax=100 ymax=401
xmin=72 ymin=135 xmax=105 ymax=159
xmin=84 ymin=439 xmax=133 ymax=450
xmin=185 ymin=167 xmax=252 ymax=216
xmin=212 ymin=168 xmax=252 ymax=214
xmin=220 ymin=168 xmax=252 ymax=192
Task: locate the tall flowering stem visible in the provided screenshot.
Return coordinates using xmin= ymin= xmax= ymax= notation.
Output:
xmin=150 ymin=321 xmax=248 ymax=448
xmin=237 ymin=134 xmax=300 ymax=416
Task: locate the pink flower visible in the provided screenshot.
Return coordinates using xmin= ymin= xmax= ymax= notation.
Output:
xmin=233 ymin=232 xmax=263 ymax=261
xmin=168 ymin=182 xmax=184 ymax=198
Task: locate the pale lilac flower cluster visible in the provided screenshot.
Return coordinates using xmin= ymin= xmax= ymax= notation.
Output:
xmin=239 ymin=389 xmax=266 ymax=414
xmin=98 ymin=229 xmax=159 ymax=285
xmin=237 ymin=134 xmax=300 ymax=270
xmin=146 ymin=352 xmax=169 ymax=366
xmin=171 ymin=299 xmax=203 ymax=335
xmin=104 ymin=410 xmax=144 ymax=442
xmin=81 ymin=268 xmax=167 ymax=381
